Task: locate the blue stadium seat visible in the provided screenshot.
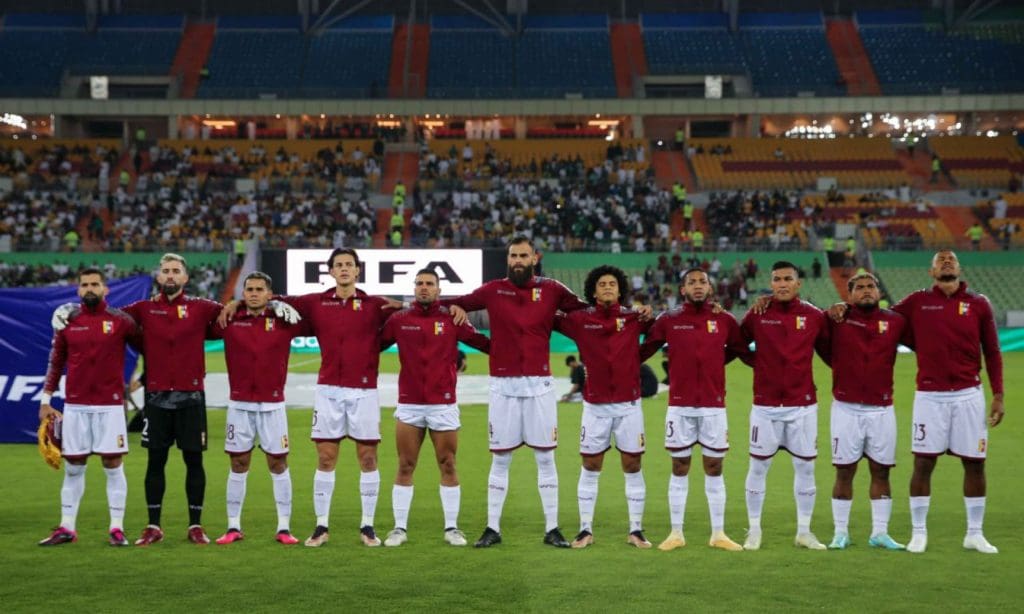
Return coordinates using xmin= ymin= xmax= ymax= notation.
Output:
xmin=428 ymin=15 xmax=615 ymax=99
xmin=0 ymin=22 xmax=181 ymax=97
xmin=859 ymin=24 xmax=1024 ymax=95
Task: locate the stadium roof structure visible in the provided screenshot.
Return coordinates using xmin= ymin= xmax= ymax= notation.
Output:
xmin=0 ymin=0 xmax=1012 ymax=29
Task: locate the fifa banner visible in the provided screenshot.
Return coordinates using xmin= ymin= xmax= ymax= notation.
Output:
xmin=0 ymin=275 xmax=152 ymax=443
xmin=282 ymin=248 xmax=484 ymax=296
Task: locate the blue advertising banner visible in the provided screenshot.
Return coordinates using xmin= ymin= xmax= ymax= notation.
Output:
xmin=0 ymin=275 xmax=153 ymax=443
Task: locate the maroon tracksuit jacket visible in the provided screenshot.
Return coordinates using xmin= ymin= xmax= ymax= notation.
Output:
xmin=640 ymin=302 xmax=750 ymax=408
xmin=123 ymin=292 xmax=221 ymax=392
xmin=380 ymin=301 xmax=490 ymax=405
xmin=445 ymin=276 xmax=587 ymax=377
xmin=213 ymin=308 xmax=310 ymax=403
xmin=893 ymin=282 xmax=1003 ymax=394
xmin=740 ymin=298 xmax=829 ymax=407
xmin=555 ymin=303 xmax=650 ymax=404
xmin=44 ymin=299 xmax=139 ymax=405
xmin=282 ymin=288 xmax=396 ymax=388
xmin=822 ymin=306 xmax=908 ymax=406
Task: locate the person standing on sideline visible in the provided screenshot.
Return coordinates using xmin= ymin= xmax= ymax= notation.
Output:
xmin=820 ymin=273 xmax=910 ymax=551
xmin=640 ymin=268 xmax=749 ymax=552
xmin=830 ymin=250 xmax=1003 ymax=553
xmin=740 ymin=261 xmax=830 ymax=551
xmin=379 ymin=269 xmax=490 ymax=547
xmin=212 ymin=272 xmax=309 ymax=546
xmin=554 ymin=265 xmax=653 ymax=549
xmin=38 ymin=268 xmax=139 ymax=546
xmin=444 ymin=237 xmax=653 ymax=548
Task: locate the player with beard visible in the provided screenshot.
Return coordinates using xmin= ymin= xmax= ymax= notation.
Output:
xmin=819 ymin=273 xmax=910 ymax=551
xmin=444 ymin=237 xmax=653 ymax=548
xmin=639 ymin=268 xmax=749 ymax=552
xmin=120 ymin=254 xmax=227 ymax=545
xmin=38 ymin=268 xmax=139 ymax=546
xmin=554 ymin=265 xmax=653 ymax=549
xmin=830 ymin=251 xmax=1004 ymax=553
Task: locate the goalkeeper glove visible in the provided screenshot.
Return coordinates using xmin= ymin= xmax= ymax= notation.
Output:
xmin=269 ymin=300 xmax=301 ymax=324
xmin=51 ymin=302 xmax=77 ymax=331
xmin=37 ymin=414 xmax=63 ymax=470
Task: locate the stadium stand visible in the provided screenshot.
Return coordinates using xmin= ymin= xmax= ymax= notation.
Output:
xmin=873 ymin=252 xmax=1024 ymax=325
xmin=0 ymin=13 xmax=182 ymax=97
xmin=857 ymin=10 xmax=1024 ymax=95
xmin=419 ymin=138 xmax=649 ymax=186
xmin=690 ymin=137 xmax=907 ymax=191
xmin=926 ymin=136 xmax=1024 ymax=190
xmin=641 ymin=13 xmax=746 ymax=76
xmin=427 ymin=14 xmax=616 ymax=99
xmin=640 ymin=12 xmax=841 ymax=97
xmin=199 ymin=15 xmax=392 ymax=99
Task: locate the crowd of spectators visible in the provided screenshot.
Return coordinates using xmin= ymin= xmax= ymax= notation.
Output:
xmin=627 ymin=253 xmax=760 ymax=312
xmin=704 ymin=190 xmax=811 ymax=250
xmin=419 ymin=141 xmax=647 ymax=185
xmin=0 ymin=259 xmax=227 ymax=299
xmin=405 ymin=166 xmax=671 ymax=252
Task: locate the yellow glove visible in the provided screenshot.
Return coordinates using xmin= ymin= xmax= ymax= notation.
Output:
xmin=37 ymin=414 xmax=63 ymax=471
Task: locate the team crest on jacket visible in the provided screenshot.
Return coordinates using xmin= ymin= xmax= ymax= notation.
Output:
xmin=177 ymin=305 xmax=188 ymax=319
xmin=102 ymin=320 xmax=114 ymax=334
xmin=265 ymin=317 xmax=275 ymax=331
xmin=878 ymin=320 xmax=889 ymax=334
xmin=532 ymin=288 xmax=542 ymax=302
xmin=352 ymin=299 xmax=362 ymax=311
xmin=434 ymin=321 xmax=445 ymax=335
xmin=616 ymin=317 xmax=625 ymax=331
xmin=958 ymin=302 xmax=970 ymax=316
xmin=706 ymin=320 xmax=719 ymax=333
xmin=795 ymin=316 xmax=806 ymax=330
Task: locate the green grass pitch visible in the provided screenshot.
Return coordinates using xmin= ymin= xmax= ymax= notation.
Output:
xmin=2 ymin=353 xmax=1020 ymax=613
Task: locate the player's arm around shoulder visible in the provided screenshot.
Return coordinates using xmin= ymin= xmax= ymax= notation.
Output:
xmin=456 ymin=316 xmax=491 ymax=354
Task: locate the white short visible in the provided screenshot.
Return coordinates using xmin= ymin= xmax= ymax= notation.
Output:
xmin=225 ymin=402 xmax=290 ymax=456
xmin=488 ymin=388 xmax=558 ymax=451
xmin=912 ymin=387 xmax=988 ymax=460
xmin=665 ymin=406 xmax=729 ymax=458
xmin=311 ymin=386 xmax=381 ymax=444
xmin=61 ymin=404 xmax=128 ymax=458
xmin=830 ymin=400 xmax=896 ymax=467
xmin=395 ymin=404 xmax=461 ymax=432
xmin=748 ymin=404 xmax=818 ymax=460
xmin=579 ymin=401 xmax=645 ymax=456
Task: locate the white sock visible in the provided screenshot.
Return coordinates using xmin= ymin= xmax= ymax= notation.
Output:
xmin=705 ymin=474 xmax=726 ymax=533
xmin=225 ymin=470 xmax=248 ymax=530
xmin=832 ymin=498 xmax=852 ymax=535
xmin=745 ymin=457 xmax=772 ymax=531
xmin=360 ymin=470 xmax=380 ymax=527
xmin=668 ymin=474 xmax=689 ymax=532
xmin=104 ymin=465 xmax=127 ymax=531
xmin=624 ymin=470 xmax=646 ymax=532
xmin=870 ymin=497 xmax=891 ymax=537
xmin=271 ymin=469 xmax=292 ymax=532
xmin=577 ymin=468 xmax=600 ymax=532
xmin=535 ymin=449 xmax=559 ymax=532
xmin=793 ymin=458 xmax=817 ymax=534
xmin=392 ymin=484 xmax=413 ymax=530
xmin=487 ymin=453 xmax=512 ymax=533
xmin=440 ymin=485 xmax=460 ymax=529
xmin=910 ymin=496 xmax=930 ymax=535
xmin=61 ymin=463 xmax=87 ymax=531
xmin=313 ymin=469 xmax=335 ymax=527
xmin=964 ymin=496 xmax=986 ymax=536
